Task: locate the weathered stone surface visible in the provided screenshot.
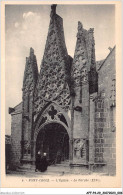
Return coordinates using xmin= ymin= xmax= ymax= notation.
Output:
xmin=8 ymin=5 xmax=116 ymax=175
xmin=37 ymin=7 xmax=71 ymax=113
xmin=21 ymin=48 xmax=38 ymax=161
xmin=94 ymin=47 xmax=116 ymax=174
xmin=71 ymin=21 xmax=98 ymax=164
xmin=10 ymin=103 xmax=22 ymax=168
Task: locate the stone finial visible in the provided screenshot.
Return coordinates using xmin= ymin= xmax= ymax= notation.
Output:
xmin=78 ymin=21 xmax=83 ymax=31
xmin=29 ymin=47 xmax=34 ymax=60
xmin=8 ymin=107 xmax=15 ymax=114
xmin=89 ymin=28 xmax=94 ymax=33
xmin=108 ymin=47 xmax=113 ymax=52
xmin=26 ymin=57 xmax=29 ymax=63
xmin=50 ymin=4 xmax=57 ymax=17
xmin=77 ymin=21 xmax=83 ymax=38
xmin=30 ymin=47 xmax=34 ymax=59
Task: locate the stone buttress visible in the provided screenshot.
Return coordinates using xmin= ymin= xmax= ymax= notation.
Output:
xmin=71 ymin=22 xmax=98 ymax=165
xmin=21 ymin=48 xmax=38 ymax=163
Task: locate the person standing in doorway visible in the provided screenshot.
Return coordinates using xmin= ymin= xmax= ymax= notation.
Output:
xmin=40 ymin=153 xmax=48 ymax=172
xmin=35 ymin=151 xmax=41 ymax=172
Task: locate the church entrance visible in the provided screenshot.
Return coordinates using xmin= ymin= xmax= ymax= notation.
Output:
xmin=36 ymin=123 xmax=69 ymax=165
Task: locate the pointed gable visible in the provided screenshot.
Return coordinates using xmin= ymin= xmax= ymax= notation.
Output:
xmin=23 ymin=48 xmax=38 ymax=94
xmin=72 ymin=21 xmax=97 ymax=88
xmin=38 ymin=4 xmax=70 ymax=103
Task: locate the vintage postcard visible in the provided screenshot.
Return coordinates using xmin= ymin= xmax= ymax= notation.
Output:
xmin=1 ymin=0 xmax=122 ymax=188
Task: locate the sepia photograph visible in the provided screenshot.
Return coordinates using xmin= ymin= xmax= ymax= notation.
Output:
xmin=1 ymin=1 xmax=122 ymax=188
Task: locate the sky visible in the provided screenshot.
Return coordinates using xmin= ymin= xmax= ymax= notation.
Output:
xmin=5 ymin=4 xmax=115 ymax=135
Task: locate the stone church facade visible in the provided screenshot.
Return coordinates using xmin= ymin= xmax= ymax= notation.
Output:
xmin=9 ymin=5 xmax=116 ymax=175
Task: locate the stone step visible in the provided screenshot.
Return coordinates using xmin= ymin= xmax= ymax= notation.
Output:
xmin=15 ymin=163 xmax=108 ymax=175
xmin=17 ymin=164 xmax=35 ymax=172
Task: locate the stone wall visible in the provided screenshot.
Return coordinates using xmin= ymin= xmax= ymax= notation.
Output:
xmin=94 ymin=97 xmax=105 ymax=163
xmin=94 ymin=47 xmax=116 ymax=175
xmin=10 ymin=103 xmax=22 ymax=169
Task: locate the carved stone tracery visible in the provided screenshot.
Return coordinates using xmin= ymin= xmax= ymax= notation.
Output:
xmin=36 ymin=104 xmax=69 ymax=132
xmin=23 ymin=48 xmax=38 ymax=97
xmin=72 ymin=22 xmax=97 ymax=89
xmin=34 ymin=8 xmax=71 ymax=113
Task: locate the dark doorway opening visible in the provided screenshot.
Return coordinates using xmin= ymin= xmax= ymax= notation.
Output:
xmin=36 ymin=123 xmax=69 ymax=165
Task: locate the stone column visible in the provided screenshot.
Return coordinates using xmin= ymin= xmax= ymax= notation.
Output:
xmin=31 ymin=140 xmax=36 ymax=165
xmin=89 ymin=93 xmax=97 ymax=168
xmin=69 ymin=96 xmax=74 ymax=165
xmin=21 ymin=95 xmax=32 ymax=162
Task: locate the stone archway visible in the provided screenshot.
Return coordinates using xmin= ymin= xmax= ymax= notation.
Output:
xmin=36 ymin=122 xmax=69 ymax=165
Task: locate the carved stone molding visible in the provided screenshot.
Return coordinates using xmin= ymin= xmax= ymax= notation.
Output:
xmin=36 ymin=104 xmax=69 ymax=131
xmin=73 ymin=138 xmax=86 ymax=159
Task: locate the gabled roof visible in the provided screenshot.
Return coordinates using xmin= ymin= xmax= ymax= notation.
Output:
xmin=98 ymin=46 xmax=116 ymax=71
xmin=9 ymin=102 xmax=22 ymax=114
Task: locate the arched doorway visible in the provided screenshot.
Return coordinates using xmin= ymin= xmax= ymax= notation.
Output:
xmin=36 ymin=123 xmax=69 ymax=165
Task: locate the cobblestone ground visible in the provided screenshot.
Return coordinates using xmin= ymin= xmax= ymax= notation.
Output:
xmin=6 ymin=164 xmax=94 ymax=177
